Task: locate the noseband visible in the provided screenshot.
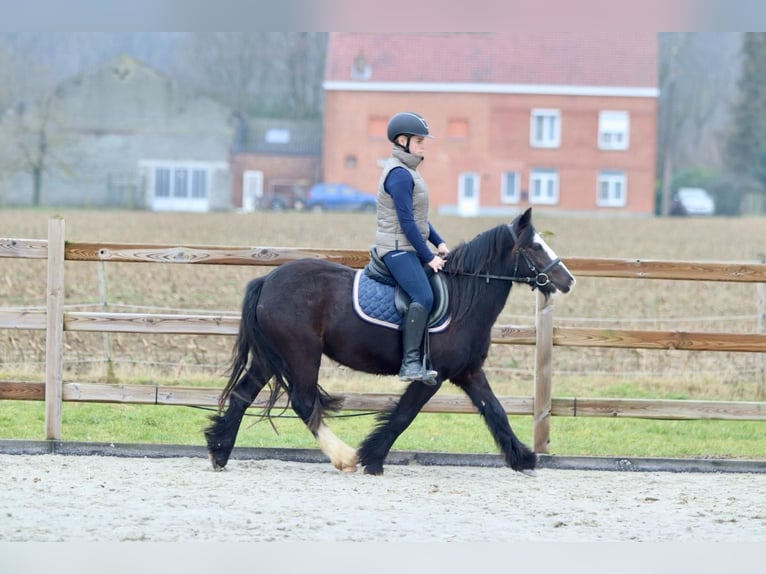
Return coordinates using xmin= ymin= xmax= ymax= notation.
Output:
xmin=444 ymin=225 xmax=562 ymax=290
xmin=508 ymin=226 xmax=562 ymax=289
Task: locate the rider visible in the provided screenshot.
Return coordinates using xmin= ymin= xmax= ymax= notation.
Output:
xmin=374 ymin=112 xmax=449 ymax=385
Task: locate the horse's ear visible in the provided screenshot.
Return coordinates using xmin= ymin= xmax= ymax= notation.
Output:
xmin=510 ymin=207 xmax=533 ymax=238
xmin=518 ymin=207 xmax=532 ymax=228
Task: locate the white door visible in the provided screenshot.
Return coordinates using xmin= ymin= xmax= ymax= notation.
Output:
xmin=458 ymin=172 xmax=480 ymax=217
xmin=242 ymin=170 xmax=264 ymax=212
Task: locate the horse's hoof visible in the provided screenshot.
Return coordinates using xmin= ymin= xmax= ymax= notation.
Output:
xmin=331 ymin=452 xmax=358 ymax=473
xmin=519 ymin=468 xmax=537 ymax=478
xmin=209 ymin=454 xmax=227 ymax=472
xmin=334 ymin=458 xmax=358 ymax=473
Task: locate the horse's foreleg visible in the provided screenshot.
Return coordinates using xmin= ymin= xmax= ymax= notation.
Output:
xmin=358 ymin=380 xmax=441 ymax=475
xmin=454 ymin=369 xmax=537 ymax=474
xmin=204 ymin=368 xmax=265 ymax=471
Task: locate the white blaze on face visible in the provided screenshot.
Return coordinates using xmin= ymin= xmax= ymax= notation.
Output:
xmin=532 ymin=232 xmax=576 ymax=290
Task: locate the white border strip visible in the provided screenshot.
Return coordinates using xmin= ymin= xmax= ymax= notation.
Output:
xmin=352 ymin=270 xmax=401 ymax=331
xmin=352 ymin=271 xmax=451 ymax=333
xmin=324 ymin=81 xmax=658 ymax=98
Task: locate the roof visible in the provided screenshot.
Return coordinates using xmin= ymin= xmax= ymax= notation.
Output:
xmin=233 ymin=117 xmax=322 ymax=156
xmin=325 ymin=33 xmax=658 ymax=95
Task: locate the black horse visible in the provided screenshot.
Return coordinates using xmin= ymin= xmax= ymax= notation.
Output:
xmin=205 ymin=208 xmax=575 ymax=475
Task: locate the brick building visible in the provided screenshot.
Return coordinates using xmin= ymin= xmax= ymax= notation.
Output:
xmin=322 ymin=33 xmax=658 ymax=216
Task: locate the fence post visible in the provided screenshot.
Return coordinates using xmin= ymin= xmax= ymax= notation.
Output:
xmin=533 ymin=291 xmax=554 ymax=453
xmin=758 ymin=254 xmax=765 ymax=400
xmin=45 ymin=216 xmax=65 ymax=440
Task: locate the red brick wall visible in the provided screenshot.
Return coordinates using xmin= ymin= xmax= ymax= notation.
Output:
xmin=230 ymin=154 xmax=321 ymax=208
xmin=322 ymin=90 xmax=657 ymax=215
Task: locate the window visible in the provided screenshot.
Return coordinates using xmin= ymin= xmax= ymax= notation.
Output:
xmin=597 ymin=170 xmax=627 ymax=207
xmin=368 ymin=116 xmax=387 ymax=138
xmin=150 ymin=164 xmax=208 ymax=200
xmin=529 ymin=169 xmax=559 ymax=205
xmin=530 ymin=109 xmax=561 ymax=148
xmin=462 ymin=176 xmax=476 ymax=199
xmin=501 ymin=171 xmax=520 ymax=204
xmin=447 ymin=118 xmax=469 ymax=140
xmin=157 ymin=167 xmax=207 ymax=200
xmin=173 ymin=168 xmax=188 ymax=197
xmin=154 ymin=168 xmax=170 ymax=197
xmin=265 ymin=128 xmax=290 ymax=144
xmin=191 ymin=169 xmax=207 ymax=199
xmin=351 ymin=52 xmax=372 ymax=79
xmin=141 ymin=160 xmax=221 ymax=212
xmin=599 ymin=111 xmax=629 ymax=150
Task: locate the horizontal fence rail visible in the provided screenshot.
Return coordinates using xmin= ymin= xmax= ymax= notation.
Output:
xmin=3 ymin=309 xmax=766 ymax=351
xmin=4 ymin=236 xmax=766 ymax=281
xmin=1 ymin=382 xmax=764 ymax=420
xmin=1 ymin=217 xmax=765 ymax=452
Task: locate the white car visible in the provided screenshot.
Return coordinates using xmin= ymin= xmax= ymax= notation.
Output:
xmin=671 ymin=187 xmax=715 ymax=216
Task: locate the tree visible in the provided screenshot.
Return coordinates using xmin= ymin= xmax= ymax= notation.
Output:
xmin=0 ymin=35 xmax=79 ymax=206
xmin=657 ymin=33 xmax=742 ymax=215
xmin=725 ymin=33 xmax=766 ymax=190
xmin=5 ymin=96 xmax=56 ymax=206
xmin=175 ymin=33 xmax=326 ymax=119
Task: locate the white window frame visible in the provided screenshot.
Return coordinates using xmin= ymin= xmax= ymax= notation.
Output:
xmin=598 ymin=110 xmax=630 ymax=150
xmin=530 ymin=108 xmax=561 ymax=148
xmin=597 ymin=170 xmax=627 ymax=207
xmin=140 ymin=160 xmax=221 ymax=212
xmin=501 ymin=171 xmax=520 ymax=204
xmin=160 ymin=166 xmax=206 ymax=200
xmin=529 ymin=168 xmax=559 ymax=205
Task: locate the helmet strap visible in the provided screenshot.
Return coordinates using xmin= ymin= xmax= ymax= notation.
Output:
xmin=394 ymin=135 xmax=412 ymax=154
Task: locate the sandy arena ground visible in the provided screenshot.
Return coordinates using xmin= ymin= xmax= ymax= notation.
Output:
xmin=1 ymin=454 xmax=765 ymax=542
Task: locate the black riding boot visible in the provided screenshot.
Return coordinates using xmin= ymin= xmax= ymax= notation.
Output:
xmin=399 ymin=302 xmax=438 ymax=384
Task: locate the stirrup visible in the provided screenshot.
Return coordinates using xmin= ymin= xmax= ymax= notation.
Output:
xmin=420 ymin=368 xmax=438 ymax=386
xmin=399 ymin=359 xmax=438 ymax=385
xmin=420 ymin=356 xmax=438 ymax=385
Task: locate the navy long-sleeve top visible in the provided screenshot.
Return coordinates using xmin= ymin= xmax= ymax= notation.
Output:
xmin=384 ymin=167 xmax=445 ymax=264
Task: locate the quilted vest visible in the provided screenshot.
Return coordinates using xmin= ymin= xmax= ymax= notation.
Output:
xmin=375 ymin=147 xmax=430 ymax=258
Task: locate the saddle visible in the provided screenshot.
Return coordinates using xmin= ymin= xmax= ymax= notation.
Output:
xmin=353 ymin=246 xmax=449 ymax=331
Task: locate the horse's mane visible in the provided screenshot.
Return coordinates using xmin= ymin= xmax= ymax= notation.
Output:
xmin=444 ymin=223 xmax=529 ymax=323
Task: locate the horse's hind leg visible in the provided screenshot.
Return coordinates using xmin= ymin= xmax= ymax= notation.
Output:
xmin=315 ymin=420 xmax=358 ymax=473
xmin=358 ymin=380 xmax=440 ymax=475
xmin=453 ymin=368 xmax=537 ymax=473
xmin=286 ymin=358 xmax=358 ymax=472
xmin=204 ymin=367 xmax=266 ymax=470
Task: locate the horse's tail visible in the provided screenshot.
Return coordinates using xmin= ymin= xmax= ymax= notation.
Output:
xmin=217 ymin=276 xmax=290 ymax=415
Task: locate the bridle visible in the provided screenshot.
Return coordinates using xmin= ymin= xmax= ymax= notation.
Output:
xmin=443 ymin=225 xmax=562 ymax=290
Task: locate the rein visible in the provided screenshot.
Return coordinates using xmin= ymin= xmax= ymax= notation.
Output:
xmin=443 ymin=226 xmax=561 ymax=290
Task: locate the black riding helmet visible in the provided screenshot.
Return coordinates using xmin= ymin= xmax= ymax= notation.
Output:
xmin=387 ymin=112 xmax=432 ymax=153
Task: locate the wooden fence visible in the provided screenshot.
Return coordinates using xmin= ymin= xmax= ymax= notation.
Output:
xmin=1 ymin=216 xmax=766 ymax=453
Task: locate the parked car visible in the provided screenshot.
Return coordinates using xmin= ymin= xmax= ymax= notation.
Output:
xmin=304 ymin=183 xmax=376 ymax=212
xmin=258 ymin=185 xmax=307 ymax=211
xmin=670 ymin=187 xmax=715 ymax=216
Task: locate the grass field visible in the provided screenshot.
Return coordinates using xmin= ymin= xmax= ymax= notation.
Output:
xmin=1 ymin=208 xmax=765 ymax=459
